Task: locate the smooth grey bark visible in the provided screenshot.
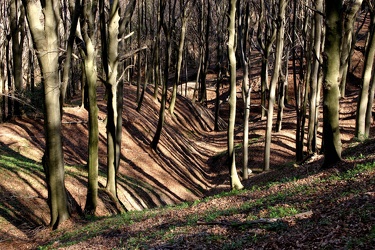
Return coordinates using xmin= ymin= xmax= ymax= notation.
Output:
xmin=10 ymin=0 xmax=25 ymax=116
xmin=75 ymin=0 xmax=99 ymax=215
xmin=151 ymin=0 xmax=169 ymax=151
xmin=227 ymin=0 xmax=243 ymax=190
xmin=101 ymin=0 xmax=136 ymax=200
xmin=257 ymin=0 xmax=276 ymax=120
xmin=238 ymin=1 xmax=252 ymax=179
xmin=356 ymin=8 xmax=375 ymax=140
xmin=199 ymin=0 xmax=210 ymax=103
xmin=169 ymin=0 xmax=189 ymax=116
xmin=322 ymin=0 xmax=343 ymax=168
xmin=22 ymin=0 xmax=69 ymax=229
xmin=307 ymin=0 xmax=323 ymax=154
xmin=264 ymin=0 xmax=287 ymax=171
xmin=339 ymin=0 xmax=363 ymax=98
xmin=276 ymin=48 xmax=289 ymax=132
xmin=61 ymin=0 xmax=81 ymax=107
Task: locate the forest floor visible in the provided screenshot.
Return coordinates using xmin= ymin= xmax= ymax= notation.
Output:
xmin=0 ymin=67 xmax=374 ymax=249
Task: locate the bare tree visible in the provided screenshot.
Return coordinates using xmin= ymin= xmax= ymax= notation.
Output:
xmin=264 ymin=0 xmax=287 ymax=171
xmin=322 ymin=0 xmax=343 ymax=168
xmin=22 ymin=0 xmax=69 ymax=229
xmin=227 ymin=0 xmax=243 ymax=190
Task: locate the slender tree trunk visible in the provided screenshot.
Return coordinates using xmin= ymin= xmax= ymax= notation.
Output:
xmin=276 ymin=49 xmax=289 ymax=132
xmin=76 ymin=0 xmax=99 ymax=215
xmin=22 ymin=0 xmax=70 ymax=229
xmin=10 ymin=0 xmax=25 ymax=116
xmin=264 ymin=0 xmax=287 ymax=171
xmin=151 ymin=0 xmax=169 ymax=150
xmin=322 ymin=0 xmax=343 ymax=168
xmin=227 ymin=0 xmax=243 ymax=190
xmin=339 ymin=0 xmax=363 ymax=98
xmin=169 ymin=1 xmax=189 ymax=116
xmin=257 ymin=0 xmax=276 ymax=121
xmin=102 ymin=0 xmax=136 ymax=199
xmin=199 ymin=1 xmax=210 ymax=104
xmin=61 ymin=0 xmax=81 ymax=107
xmin=307 ymin=0 xmax=323 ymax=154
xmin=238 ymin=1 xmax=252 ymax=179
xmin=356 ymin=11 xmax=375 ymax=140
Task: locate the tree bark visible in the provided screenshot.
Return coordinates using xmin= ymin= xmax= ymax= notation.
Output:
xmin=356 ymin=10 xmax=375 ymax=140
xmin=169 ymin=0 xmax=189 ymax=116
xmin=307 ymin=0 xmax=323 ymax=154
xmin=22 ymin=0 xmax=69 ymax=229
xmin=10 ymin=0 xmax=25 ymax=116
xmin=238 ymin=1 xmax=252 ymax=180
xmin=102 ymin=0 xmax=136 ymax=200
xmin=75 ymin=0 xmax=99 ymax=215
xmin=227 ymin=0 xmax=243 ymax=190
xmin=151 ymin=0 xmax=169 ymax=151
xmin=264 ymin=0 xmax=287 ymax=171
xmin=322 ymin=0 xmax=343 ymax=168
xmin=339 ymin=0 xmax=363 ymax=98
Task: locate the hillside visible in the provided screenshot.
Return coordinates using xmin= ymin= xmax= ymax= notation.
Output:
xmin=0 ymin=78 xmax=374 ymax=249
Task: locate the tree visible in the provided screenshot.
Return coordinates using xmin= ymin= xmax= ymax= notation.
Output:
xmin=101 ymin=0 xmax=136 ymax=199
xmin=75 ymin=0 xmax=99 ymax=215
xmin=264 ymin=0 xmax=287 ymax=171
xmin=61 ymin=0 xmax=81 ymax=107
xmin=339 ymin=0 xmax=364 ymax=98
xmin=227 ymin=0 xmax=243 ymax=190
xmin=169 ymin=0 xmax=190 ymax=116
xmin=256 ymin=0 xmax=277 ymax=120
xmin=22 ymin=0 xmax=69 ymax=229
xmin=10 ymin=0 xmax=26 ymax=117
xmin=151 ymin=0 xmax=170 ymax=150
xmin=322 ymin=0 xmax=343 ymax=168
xmin=356 ymin=3 xmax=375 ymax=141
xmin=307 ymin=0 xmax=324 ymax=155
xmin=237 ymin=0 xmax=252 ymax=179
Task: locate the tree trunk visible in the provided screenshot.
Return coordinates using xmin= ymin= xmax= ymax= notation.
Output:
xmin=76 ymin=0 xmax=99 ymax=215
xmin=151 ymin=0 xmax=169 ymax=151
xmin=227 ymin=0 xmax=243 ymax=190
xmin=22 ymin=0 xmax=69 ymax=229
xmin=322 ymin=0 xmax=343 ymax=168
xmin=102 ymin=0 xmax=136 ymax=199
xmin=257 ymin=0 xmax=276 ymax=121
xmin=356 ymin=11 xmax=375 ymax=141
xmin=264 ymin=0 xmax=287 ymax=171
xmin=10 ymin=0 xmax=25 ymax=117
xmin=169 ymin=1 xmax=189 ymax=116
xmin=238 ymin=1 xmax=252 ymax=180
xmin=61 ymin=0 xmax=81 ymax=107
xmin=339 ymin=0 xmax=363 ymax=98
xmin=307 ymin=0 xmax=323 ymax=154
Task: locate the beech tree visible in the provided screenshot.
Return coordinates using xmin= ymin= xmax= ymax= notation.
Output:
xmin=10 ymin=0 xmax=25 ymax=116
xmin=22 ymin=0 xmax=69 ymax=229
xmin=101 ymin=0 xmax=136 ymax=199
xmin=237 ymin=0 xmax=253 ymax=179
xmin=227 ymin=0 xmax=243 ymax=190
xmin=264 ymin=0 xmax=287 ymax=171
xmin=322 ymin=0 xmax=343 ymax=168
xmin=307 ymin=0 xmax=324 ymax=155
xmin=75 ymin=0 xmax=99 ymax=215
xmin=356 ymin=2 xmax=375 ymax=141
